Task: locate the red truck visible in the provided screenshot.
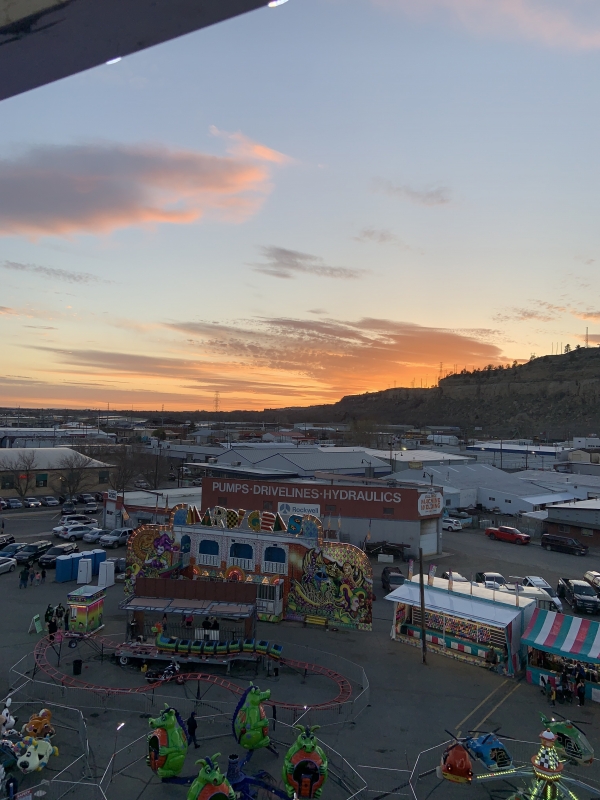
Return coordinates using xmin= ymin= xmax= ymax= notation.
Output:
xmin=485 ymin=525 xmax=530 ymax=545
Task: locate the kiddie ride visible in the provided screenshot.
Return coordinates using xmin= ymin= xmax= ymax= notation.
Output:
xmin=146 ymin=683 xmax=329 ymax=800
xmin=0 ymin=700 xmax=60 ymax=796
xmin=436 ymin=713 xmax=597 ymax=799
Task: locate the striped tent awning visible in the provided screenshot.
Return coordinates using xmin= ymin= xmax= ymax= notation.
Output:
xmin=522 ymin=608 xmax=600 ymax=660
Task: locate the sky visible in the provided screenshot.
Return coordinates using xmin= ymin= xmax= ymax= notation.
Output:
xmin=2 ymin=0 xmax=600 ymax=411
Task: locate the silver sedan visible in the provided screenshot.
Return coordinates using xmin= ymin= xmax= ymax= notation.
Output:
xmin=0 ymin=556 xmax=17 ymax=575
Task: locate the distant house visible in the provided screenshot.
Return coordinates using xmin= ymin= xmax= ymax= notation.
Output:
xmin=0 ymin=447 xmax=110 ymax=499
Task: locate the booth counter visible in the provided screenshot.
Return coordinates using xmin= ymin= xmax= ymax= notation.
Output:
xmin=523 ymin=608 xmax=600 ymax=703
xmin=386 ymin=580 xmax=535 ymax=675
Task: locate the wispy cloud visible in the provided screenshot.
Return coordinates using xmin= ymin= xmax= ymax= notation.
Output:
xmin=250 ymin=246 xmax=367 ymax=280
xmin=0 ymin=306 xmax=16 ymax=316
xmin=353 ymin=227 xmax=406 ymax=246
xmin=2 ymin=260 xmax=107 ymax=284
xmin=373 ymin=178 xmax=450 ymax=206
xmin=375 ymin=0 xmax=600 ymax=50
xmin=209 ymin=126 xmax=292 ymax=165
xmin=0 ymin=138 xmax=286 ymax=238
xmin=493 ymin=301 xmax=568 ymax=323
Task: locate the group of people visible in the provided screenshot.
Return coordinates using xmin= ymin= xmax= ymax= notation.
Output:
xmin=44 ymin=603 xmax=69 ymax=641
xmin=18 ymin=565 xmax=46 ymax=589
xmin=542 ymin=662 xmax=588 ymax=707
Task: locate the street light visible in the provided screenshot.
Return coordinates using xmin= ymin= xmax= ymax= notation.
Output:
xmin=109 ymin=722 xmax=126 ymax=784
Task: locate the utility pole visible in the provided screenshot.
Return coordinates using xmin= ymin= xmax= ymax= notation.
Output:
xmin=419 ymin=547 xmax=427 ymax=665
xmin=586 ymin=327 xmax=589 ymax=348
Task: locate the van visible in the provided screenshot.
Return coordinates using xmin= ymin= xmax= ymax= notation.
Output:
xmin=497 ymin=584 xmax=562 ymax=613
xmin=584 ymin=571 xmax=600 ymax=595
xmin=541 ymin=534 xmax=588 ymax=556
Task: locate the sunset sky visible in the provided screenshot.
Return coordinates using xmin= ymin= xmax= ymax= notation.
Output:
xmin=2 ymin=0 xmax=600 ymax=411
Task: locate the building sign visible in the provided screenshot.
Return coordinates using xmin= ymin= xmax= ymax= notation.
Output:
xmin=408 ymin=461 xmax=423 ymax=470
xmin=418 ymin=492 xmax=443 ymax=516
xmin=278 ymin=502 xmax=321 ymax=516
xmin=202 ymin=478 xmax=441 ymax=521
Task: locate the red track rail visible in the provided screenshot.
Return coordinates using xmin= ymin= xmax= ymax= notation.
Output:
xmin=33 ymin=637 xmax=353 ymax=711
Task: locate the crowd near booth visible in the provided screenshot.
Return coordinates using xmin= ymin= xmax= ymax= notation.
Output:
xmin=523 ymin=608 xmax=600 ymax=702
xmin=386 ymin=577 xmax=536 ymax=675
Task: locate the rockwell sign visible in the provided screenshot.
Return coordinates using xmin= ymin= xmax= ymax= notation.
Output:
xmin=202 ymin=479 xmax=442 ymax=521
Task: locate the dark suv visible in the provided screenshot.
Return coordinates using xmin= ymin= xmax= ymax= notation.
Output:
xmin=14 ymin=540 xmax=53 ymax=565
xmin=541 ymin=534 xmax=588 ymax=556
xmin=38 ymin=542 xmax=79 ymax=567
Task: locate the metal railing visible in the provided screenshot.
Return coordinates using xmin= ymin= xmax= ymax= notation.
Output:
xmin=262 ymin=560 xmax=287 ymax=574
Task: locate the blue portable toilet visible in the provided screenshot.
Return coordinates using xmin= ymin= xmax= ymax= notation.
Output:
xmin=70 ymin=553 xmax=83 ymax=581
xmin=90 ymin=549 xmax=106 ymax=576
xmin=55 ymin=555 xmax=72 ymax=583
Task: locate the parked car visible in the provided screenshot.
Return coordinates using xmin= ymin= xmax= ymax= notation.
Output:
xmin=76 ymin=493 xmax=96 ymax=505
xmin=55 ymin=513 xmax=97 ymax=532
xmin=61 ymin=502 xmax=76 ymax=514
xmin=381 ymin=566 xmax=405 ymax=592
xmin=40 ymin=496 xmax=60 ymax=506
xmin=14 ymin=540 xmax=53 ymax=565
xmin=485 ymin=525 xmax=530 ymax=545
xmin=38 ymin=542 xmax=79 ymax=567
xmin=5 ymin=499 xmax=23 ymax=509
xmin=58 ymin=524 xmax=102 ymax=542
xmin=475 ymin=571 xmax=507 ymax=588
xmin=0 ymin=557 xmax=17 ymax=575
xmin=22 ymin=497 xmax=42 ymax=508
xmin=521 ymin=576 xmax=563 ymax=612
xmin=442 ymin=518 xmax=462 ymax=531
xmin=557 ymin=577 xmax=600 ymax=614
xmin=134 ymin=480 xmax=150 ymax=489
xmin=0 ymin=499 xmax=6 ymax=509
xmin=0 ymin=542 xmax=27 ymax=557
xmin=82 ymin=528 xmax=112 ymax=543
xmin=441 ymin=571 xmax=469 ymax=582
xmin=84 ymin=501 xmax=99 ymax=514
xmin=0 ymin=533 xmax=15 ymax=548
xmin=583 ymin=570 xmax=600 ymax=595
xmin=541 ymin=534 xmax=588 ymax=556
xmin=99 ymin=528 xmax=132 ymax=548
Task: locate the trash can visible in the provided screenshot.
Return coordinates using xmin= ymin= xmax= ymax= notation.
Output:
xmin=73 ymin=659 xmax=82 ymax=676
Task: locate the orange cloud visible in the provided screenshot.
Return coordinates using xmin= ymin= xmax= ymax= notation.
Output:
xmin=376 ymin=0 xmax=600 ymax=49
xmin=209 ymin=126 xmax=292 ymax=165
xmin=0 ymin=140 xmax=283 ymax=238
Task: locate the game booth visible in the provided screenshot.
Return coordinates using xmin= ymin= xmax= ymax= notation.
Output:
xmin=67 ymin=586 xmax=106 ymax=635
xmin=387 ymin=578 xmax=536 ymax=675
xmin=523 ymin=608 xmax=600 ymax=703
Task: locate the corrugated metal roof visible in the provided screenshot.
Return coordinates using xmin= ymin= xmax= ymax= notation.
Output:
xmin=0 ymin=447 xmax=108 ymax=470
xmin=257 ymin=451 xmax=390 ymax=471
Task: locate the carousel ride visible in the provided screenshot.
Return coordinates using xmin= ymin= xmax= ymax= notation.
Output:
xmin=146 ymin=682 xmax=330 ymax=800
xmin=433 ymin=712 xmax=600 ymax=800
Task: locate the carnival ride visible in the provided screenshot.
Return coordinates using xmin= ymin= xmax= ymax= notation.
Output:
xmin=146 ymin=681 xmax=331 ymax=800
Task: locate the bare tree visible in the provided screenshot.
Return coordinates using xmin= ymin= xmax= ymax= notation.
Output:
xmin=52 ymin=451 xmax=97 ymax=498
xmin=135 ymin=447 xmax=171 ymax=489
xmin=108 ymin=446 xmax=139 ymax=494
xmin=0 ymin=451 xmax=38 ymax=498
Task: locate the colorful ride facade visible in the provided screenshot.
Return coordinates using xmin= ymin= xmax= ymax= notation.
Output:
xmin=125 ymin=504 xmax=373 ymax=631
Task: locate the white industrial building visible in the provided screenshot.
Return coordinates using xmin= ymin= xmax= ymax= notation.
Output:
xmin=389 ymin=463 xmax=576 ymax=514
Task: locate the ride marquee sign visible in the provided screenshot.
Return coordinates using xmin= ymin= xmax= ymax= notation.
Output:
xmin=418 ymin=492 xmax=443 ymax=516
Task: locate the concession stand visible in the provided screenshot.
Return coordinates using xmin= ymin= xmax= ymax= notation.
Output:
xmin=523 ymin=608 xmax=600 ymax=703
xmin=386 ymin=578 xmax=535 ymax=675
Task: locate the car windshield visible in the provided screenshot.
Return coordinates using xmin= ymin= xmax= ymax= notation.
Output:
xmin=0 ymin=545 xmax=21 ymax=554
xmin=486 ymin=574 xmax=506 ymax=584
xmin=576 ymin=584 xmax=596 ymax=596
xmin=22 ymin=545 xmax=37 ymax=552
xmin=542 ymin=587 xmax=558 ymax=597
xmin=46 ymin=547 xmax=65 ymax=555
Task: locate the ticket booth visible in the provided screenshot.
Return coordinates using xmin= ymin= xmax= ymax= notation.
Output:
xmin=67 ymin=585 xmax=106 ymax=635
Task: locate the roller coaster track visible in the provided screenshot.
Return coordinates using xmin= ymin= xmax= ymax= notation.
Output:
xmin=33 ymin=637 xmax=353 ymax=711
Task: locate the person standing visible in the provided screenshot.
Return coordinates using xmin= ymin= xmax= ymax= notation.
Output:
xmin=55 ymin=603 xmax=65 ymax=627
xmin=577 ymin=678 xmax=586 ymax=707
xmin=44 ymin=604 xmax=54 ymax=626
xmin=186 ymin=712 xmax=198 ymax=748
xmin=41 ymin=568 xmax=46 ymax=585
xmin=48 ymin=616 xmax=58 ymax=643
xmin=19 ymin=567 xmax=28 ymax=589
xmin=29 ymin=566 xmax=35 ymax=586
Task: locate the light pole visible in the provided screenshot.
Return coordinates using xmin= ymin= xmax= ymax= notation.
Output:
xmin=109 ymin=721 xmax=125 ymax=784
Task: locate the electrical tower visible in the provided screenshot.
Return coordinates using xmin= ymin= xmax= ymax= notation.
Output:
xmin=214 ymin=391 xmax=220 ymax=414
